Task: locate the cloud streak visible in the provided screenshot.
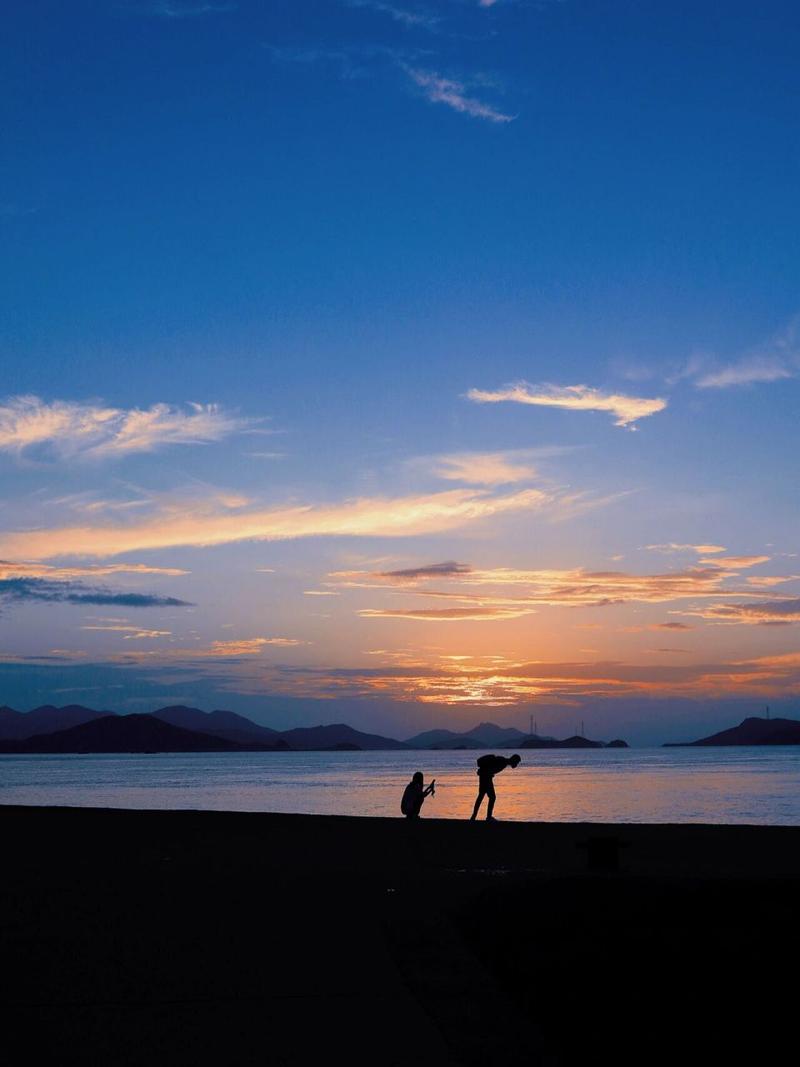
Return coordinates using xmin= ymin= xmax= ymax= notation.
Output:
xmin=358 ymin=605 xmax=535 ymax=620
xmin=0 ymin=561 xmax=188 ymax=580
xmin=404 ymin=67 xmax=515 ymax=123
xmin=349 ymin=1 xmax=441 ymax=29
xmin=466 ymin=382 xmax=667 ymax=428
xmin=645 ymin=543 xmax=726 ymax=555
xmin=377 ymin=561 xmax=473 ymax=580
xmin=0 ymin=578 xmax=191 ymax=608
xmin=680 ymin=598 xmax=800 ymax=626
xmin=333 ymin=556 xmax=787 ymax=610
xmin=694 ymin=357 xmax=793 ymax=389
xmin=0 ymin=487 xmax=549 ymax=559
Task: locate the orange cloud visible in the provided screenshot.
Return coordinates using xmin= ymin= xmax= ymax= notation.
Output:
xmin=679 ymin=598 xmax=800 ymax=625
xmin=645 ymin=543 xmax=726 ymax=554
xmin=698 ymin=555 xmax=771 ymax=569
xmin=430 ymin=450 xmax=538 ymax=485
xmin=0 ymin=486 xmax=548 ymax=559
xmin=204 ymin=647 xmax=800 ymax=706
xmin=81 ymin=625 xmax=172 ymax=639
xmin=332 ymin=559 xmax=778 ymax=608
xmin=358 ymin=606 xmax=536 ymax=621
xmin=0 ymin=561 xmax=188 ymax=579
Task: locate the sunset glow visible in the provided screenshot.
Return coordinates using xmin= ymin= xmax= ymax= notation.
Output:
xmin=1 ymin=1 xmax=799 ymax=745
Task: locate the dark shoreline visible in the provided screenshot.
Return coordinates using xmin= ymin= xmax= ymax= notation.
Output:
xmin=3 ymin=806 xmax=798 ymax=1065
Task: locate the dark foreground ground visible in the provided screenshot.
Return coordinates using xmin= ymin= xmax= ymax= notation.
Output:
xmin=2 ymin=807 xmax=799 ymax=1066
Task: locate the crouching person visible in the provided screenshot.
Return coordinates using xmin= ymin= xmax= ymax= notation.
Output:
xmin=401 ymin=771 xmax=436 ymax=819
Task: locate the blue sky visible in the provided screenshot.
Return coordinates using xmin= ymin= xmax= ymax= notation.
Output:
xmin=1 ymin=0 xmax=799 ymax=743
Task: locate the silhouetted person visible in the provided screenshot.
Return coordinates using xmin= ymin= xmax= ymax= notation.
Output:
xmin=470 ymin=753 xmax=521 ymax=821
xmin=401 ymin=771 xmax=435 ymax=819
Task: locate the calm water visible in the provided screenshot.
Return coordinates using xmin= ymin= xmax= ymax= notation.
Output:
xmin=2 ymin=748 xmax=800 ymax=824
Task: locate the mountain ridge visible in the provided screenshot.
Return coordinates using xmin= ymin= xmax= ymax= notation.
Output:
xmin=664 ymin=716 xmax=800 ymax=747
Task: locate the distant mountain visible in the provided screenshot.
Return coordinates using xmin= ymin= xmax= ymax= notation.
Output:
xmin=276 ymin=723 xmax=409 ymax=751
xmin=0 ymin=704 xmax=110 ymax=741
xmin=463 ymin=722 xmax=528 ymax=745
xmin=404 ymin=728 xmax=483 ymax=749
xmin=665 ymin=716 xmax=800 ymax=747
xmin=523 ymin=735 xmax=608 ymax=749
xmin=0 ymin=714 xmax=281 ymax=754
xmin=152 ymin=705 xmax=278 ymax=745
xmin=405 ymin=721 xmax=530 ymax=749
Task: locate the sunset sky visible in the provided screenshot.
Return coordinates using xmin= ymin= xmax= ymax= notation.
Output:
xmin=1 ymin=0 xmax=799 ymax=743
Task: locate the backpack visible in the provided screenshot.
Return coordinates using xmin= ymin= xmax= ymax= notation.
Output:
xmin=476 ymin=754 xmax=501 ymax=776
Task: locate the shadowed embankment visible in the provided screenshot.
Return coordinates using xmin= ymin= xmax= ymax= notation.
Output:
xmin=2 ymin=807 xmax=798 ymax=1066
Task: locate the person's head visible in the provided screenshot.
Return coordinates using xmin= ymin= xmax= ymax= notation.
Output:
xmin=509 ymin=754 xmax=521 ymax=768
xmin=412 ymin=771 xmax=424 ymax=785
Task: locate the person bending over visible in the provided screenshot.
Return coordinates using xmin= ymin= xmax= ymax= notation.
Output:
xmin=401 ymin=771 xmax=436 ymax=819
xmin=470 ymin=753 xmax=521 ymax=821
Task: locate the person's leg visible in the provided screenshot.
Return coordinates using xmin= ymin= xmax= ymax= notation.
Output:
xmin=485 ymin=780 xmax=497 ymax=820
xmin=471 ymin=784 xmax=486 ymax=820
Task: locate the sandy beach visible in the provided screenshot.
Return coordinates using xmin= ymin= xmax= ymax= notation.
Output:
xmin=3 ymin=805 xmax=799 ymax=1066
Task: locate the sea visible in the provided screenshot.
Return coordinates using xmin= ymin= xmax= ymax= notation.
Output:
xmin=2 ymin=747 xmax=800 ymax=824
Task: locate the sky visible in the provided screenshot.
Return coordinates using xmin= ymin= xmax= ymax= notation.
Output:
xmin=1 ymin=0 xmax=799 ymax=744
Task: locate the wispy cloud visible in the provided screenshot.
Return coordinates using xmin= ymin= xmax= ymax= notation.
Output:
xmin=698 ymin=555 xmax=771 ymax=569
xmin=332 ymin=556 xmax=784 ymax=610
xmin=348 ymin=1 xmax=441 ymax=30
xmin=116 ymin=636 xmax=306 ymax=662
xmin=430 ymin=449 xmax=538 ymax=485
xmin=404 ymin=67 xmax=515 ymax=122
xmin=0 ymin=397 xmax=253 ymax=460
xmin=679 ymin=598 xmax=800 ymax=626
xmin=0 ymin=561 xmax=188 ymax=579
xmin=467 ymin=382 xmax=667 ymax=428
xmin=0 ymin=486 xmax=548 ymax=559
xmin=684 ymin=318 xmax=800 ymax=389
xmin=694 ymin=357 xmax=793 ymax=389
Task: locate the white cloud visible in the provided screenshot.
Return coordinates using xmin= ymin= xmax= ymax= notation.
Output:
xmin=0 ymin=397 xmax=253 ymax=460
xmin=695 ymin=357 xmax=793 ymax=389
xmin=466 ymin=382 xmax=667 ymax=428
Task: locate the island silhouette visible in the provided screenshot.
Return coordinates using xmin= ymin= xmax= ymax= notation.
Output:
xmin=665 ymin=715 xmax=800 ymax=746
